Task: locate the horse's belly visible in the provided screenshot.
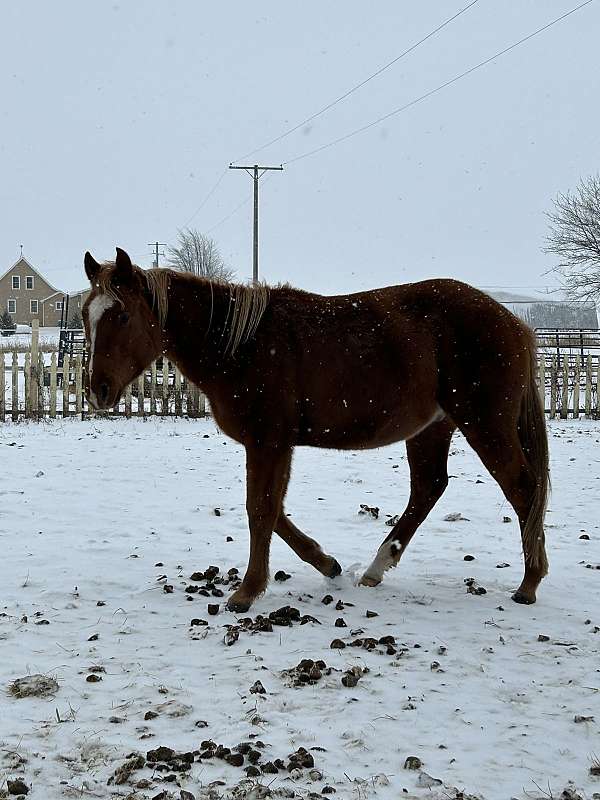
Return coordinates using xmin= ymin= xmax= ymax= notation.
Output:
xmin=297 ymin=402 xmax=441 ymax=449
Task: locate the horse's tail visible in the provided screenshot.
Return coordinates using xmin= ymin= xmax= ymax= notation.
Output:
xmin=518 ymin=337 xmax=550 ymax=576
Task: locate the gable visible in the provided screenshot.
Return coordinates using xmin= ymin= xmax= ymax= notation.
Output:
xmin=0 ymin=257 xmax=61 ymax=295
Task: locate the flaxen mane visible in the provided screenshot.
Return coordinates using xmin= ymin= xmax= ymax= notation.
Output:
xmin=97 ymin=264 xmax=269 ymax=356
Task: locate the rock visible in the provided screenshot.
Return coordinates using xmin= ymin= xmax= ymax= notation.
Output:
xmin=334 ymin=618 xmax=347 ymax=628
xmin=145 ymin=711 xmax=159 ymax=720
xmin=274 ymin=570 xmax=291 ymax=582
xmin=321 ymin=595 xmax=334 ymax=605
xmin=358 ymin=504 xmax=379 ymax=519
xmin=341 ymin=673 xmax=359 ymax=688
xmin=8 ymin=675 xmax=59 ymax=699
xmin=538 ymin=634 xmax=550 ymax=642
xmin=365 ymin=610 xmax=378 ymax=618
xmin=322 ymin=786 xmax=336 ymax=794
xmin=250 ymin=680 xmax=266 ymax=695
xmin=108 ymin=754 xmax=145 ymax=785
xmin=207 ymin=604 xmax=220 ymax=615
xmin=416 ymin=771 xmax=442 ymax=788
xmin=574 ymin=714 xmax=594 ymax=723
xmin=147 ymin=746 xmax=175 ymax=763
xmin=444 ymin=512 xmax=469 ymax=522
xmin=463 ymin=554 xmax=475 ymax=561
xmin=7 ymin=779 xmax=29 ymax=795
xmin=404 ymin=756 xmax=422 ymax=770
xmin=225 ymin=752 xmax=244 ymax=767
xmin=330 ymin=639 xmax=346 ymax=649
xmin=580 ymin=534 xmax=590 ymax=540
xmin=503 ymin=516 xmax=512 ymax=523
xmin=245 ymin=765 xmax=261 ymax=777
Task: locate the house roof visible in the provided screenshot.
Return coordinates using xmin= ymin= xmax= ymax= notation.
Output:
xmin=0 ymin=256 xmax=61 ymax=294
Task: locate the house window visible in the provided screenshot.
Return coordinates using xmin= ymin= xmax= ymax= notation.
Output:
xmin=26 ymin=276 xmax=34 ymax=290
xmin=55 ymin=301 xmax=64 ymax=311
xmin=8 ymin=299 xmax=16 ymax=314
xmin=12 ymin=276 xmax=20 ymax=290
xmin=30 ymin=300 xmax=39 ymax=314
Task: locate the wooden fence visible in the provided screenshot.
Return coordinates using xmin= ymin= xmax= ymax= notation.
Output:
xmin=1 ymin=328 xmax=599 ymax=422
xmin=539 ymin=354 xmax=599 ymax=420
xmin=0 ymin=322 xmax=205 ymax=421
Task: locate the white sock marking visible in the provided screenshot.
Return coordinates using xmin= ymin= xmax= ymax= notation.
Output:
xmin=364 ymin=539 xmax=403 ymax=582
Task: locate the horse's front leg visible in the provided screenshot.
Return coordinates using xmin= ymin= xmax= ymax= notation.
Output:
xmin=227 ymin=444 xmax=291 ymax=613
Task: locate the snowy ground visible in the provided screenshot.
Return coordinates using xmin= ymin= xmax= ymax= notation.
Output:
xmin=0 ymin=418 xmax=599 ymax=800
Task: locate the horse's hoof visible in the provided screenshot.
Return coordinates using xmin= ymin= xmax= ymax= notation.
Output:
xmin=227 ymin=596 xmax=253 ymax=613
xmin=358 ymin=573 xmax=381 ymax=587
xmin=512 ymin=590 xmax=536 ymax=605
xmin=325 ymin=558 xmax=342 ymax=578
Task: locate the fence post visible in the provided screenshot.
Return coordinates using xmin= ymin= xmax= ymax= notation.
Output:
xmin=125 ymin=381 xmax=132 ymax=418
xmin=162 ymin=359 xmax=169 ymax=416
xmin=0 ymin=352 xmax=4 ymax=422
xmin=29 ymin=320 xmax=40 ymax=419
xmin=150 ymin=362 xmax=157 ymax=415
xmin=62 ymin=353 xmax=70 ymax=418
xmin=74 ymin=356 xmax=83 ymax=418
xmin=174 ymin=368 xmax=182 ymax=416
xmin=560 ymin=358 xmax=569 ymax=419
xmin=538 ymin=353 xmax=546 ymax=413
xmin=50 ymin=352 xmax=57 ymax=418
xmin=11 ymin=351 xmax=18 ymax=421
xmin=137 ymin=372 xmax=145 ymax=416
xmin=24 ymin=353 xmax=31 ymax=419
xmin=573 ymin=355 xmax=580 ymax=420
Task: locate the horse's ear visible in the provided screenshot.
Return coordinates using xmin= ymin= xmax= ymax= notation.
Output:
xmin=114 ymin=247 xmax=134 ymax=284
xmin=84 ymin=251 xmax=101 ymax=283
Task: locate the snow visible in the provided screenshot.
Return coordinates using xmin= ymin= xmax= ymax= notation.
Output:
xmin=0 ymin=417 xmax=599 ymax=799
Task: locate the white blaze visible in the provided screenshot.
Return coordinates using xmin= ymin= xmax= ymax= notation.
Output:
xmin=87 ymin=295 xmax=115 ymax=387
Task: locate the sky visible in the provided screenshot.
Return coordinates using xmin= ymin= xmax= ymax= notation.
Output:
xmin=1 ymin=0 xmax=598 ymax=295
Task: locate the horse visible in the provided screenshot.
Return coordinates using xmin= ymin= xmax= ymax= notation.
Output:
xmin=82 ymin=247 xmax=549 ymax=613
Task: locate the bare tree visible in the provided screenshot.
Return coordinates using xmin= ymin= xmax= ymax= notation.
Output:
xmin=545 ymin=175 xmax=600 ymax=302
xmin=166 ymin=228 xmax=234 ymax=281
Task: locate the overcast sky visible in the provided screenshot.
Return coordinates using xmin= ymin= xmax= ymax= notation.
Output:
xmin=1 ymin=1 xmax=598 ymax=295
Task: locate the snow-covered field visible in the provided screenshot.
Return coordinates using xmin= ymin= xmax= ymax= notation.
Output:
xmin=0 ymin=418 xmax=599 ymax=800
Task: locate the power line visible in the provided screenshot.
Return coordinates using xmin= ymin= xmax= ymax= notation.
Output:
xmin=205 ymin=194 xmax=253 ymax=235
xmin=282 ymin=0 xmax=595 ymax=166
xmin=180 ymin=168 xmax=228 ymax=230
xmin=235 ymin=0 xmax=481 ymax=162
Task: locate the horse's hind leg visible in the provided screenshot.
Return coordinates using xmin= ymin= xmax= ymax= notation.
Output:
xmin=457 ymin=423 xmax=547 ymax=604
xmin=360 ymin=417 xmax=455 ymax=587
xmin=274 ymin=458 xmax=342 ymax=577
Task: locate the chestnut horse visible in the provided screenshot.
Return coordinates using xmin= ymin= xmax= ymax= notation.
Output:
xmin=83 ymin=248 xmax=549 ymax=613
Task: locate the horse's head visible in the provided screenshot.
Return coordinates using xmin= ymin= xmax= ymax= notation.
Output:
xmin=83 ymin=247 xmax=163 ymax=410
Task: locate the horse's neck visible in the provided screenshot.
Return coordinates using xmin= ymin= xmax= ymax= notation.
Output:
xmin=162 ymin=275 xmax=233 ymax=382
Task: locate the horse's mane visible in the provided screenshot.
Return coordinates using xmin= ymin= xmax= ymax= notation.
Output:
xmin=96 ymin=264 xmax=269 ymax=356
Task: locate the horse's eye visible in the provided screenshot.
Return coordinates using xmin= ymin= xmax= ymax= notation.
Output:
xmin=119 ymin=312 xmax=130 ymax=326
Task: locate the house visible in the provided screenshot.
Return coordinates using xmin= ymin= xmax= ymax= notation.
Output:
xmin=0 ymin=256 xmax=89 ymax=327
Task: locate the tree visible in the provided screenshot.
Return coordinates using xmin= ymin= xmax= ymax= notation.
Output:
xmin=68 ymin=310 xmax=83 ymax=329
xmin=545 ymin=175 xmax=600 ymax=303
xmin=521 ymin=301 xmax=598 ymax=329
xmin=0 ymin=308 xmax=16 ymax=331
xmin=166 ymin=228 xmax=234 ymax=281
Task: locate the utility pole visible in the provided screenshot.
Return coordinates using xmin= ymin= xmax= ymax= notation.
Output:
xmin=229 ymin=163 xmax=283 ymax=282
xmin=148 ymin=241 xmax=167 ymax=268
